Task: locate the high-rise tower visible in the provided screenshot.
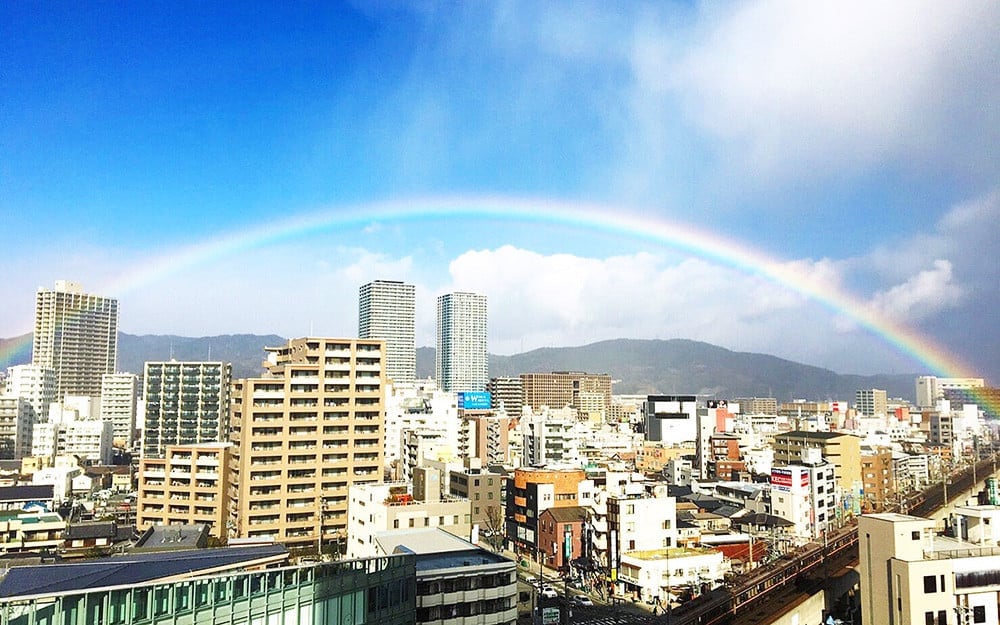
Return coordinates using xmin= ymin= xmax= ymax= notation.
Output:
xmin=32 ymin=281 xmax=118 ymax=399
xmin=358 ymin=280 xmax=415 ymax=383
xmin=435 ymin=292 xmax=487 ymax=392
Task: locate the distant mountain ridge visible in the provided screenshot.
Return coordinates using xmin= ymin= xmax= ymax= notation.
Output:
xmin=2 ymin=333 xmax=917 ymax=401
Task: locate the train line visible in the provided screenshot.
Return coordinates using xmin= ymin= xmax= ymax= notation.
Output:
xmin=654 ymin=458 xmax=998 ymax=625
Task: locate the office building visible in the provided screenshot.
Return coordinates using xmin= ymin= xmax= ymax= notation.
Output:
xmin=32 ymin=281 xmax=118 ymax=399
xmin=359 ymin=280 xmax=416 ymax=383
xmin=855 ymin=388 xmax=888 ymax=417
xmin=520 ymin=371 xmax=612 ymax=414
xmin=142 ymin=361 xmax=231 ymax=459
xmin=229 ymin=338 xmax=385 ymax=550
xmin=99 ymin=372 xmax=138 ymax=448
xmin=734 ymin=397 xmax=777 ymax=415
xmin=435 ymin=292 xmax=488 ymax=392
xmin=136 ymin=443 xmax=233 ymax=539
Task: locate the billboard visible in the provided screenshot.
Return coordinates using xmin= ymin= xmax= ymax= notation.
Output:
xmin=458 ymin=391 xmax=491 ymax=410
xmin=771 ymin=468 xmax=793 ymax=491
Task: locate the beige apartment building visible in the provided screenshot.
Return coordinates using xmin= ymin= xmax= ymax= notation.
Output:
xmin=136 ymin=442 xmax=233 ymax=539
xmin=520 ymin=371 xmax=612 ymax=414
xmin=229 ymin=338 xmax=385 ymax=550
xmin=773 ymin=431 xmax=861 ymax=494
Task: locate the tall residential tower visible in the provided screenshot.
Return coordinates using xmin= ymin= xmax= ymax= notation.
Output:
xmin=32 ymin=281 xmax=118 ymax=399
xmin=435 ymin=292 xmax=488 ymax=392
xmin=358 ymin=280 xmax=415 ymax=383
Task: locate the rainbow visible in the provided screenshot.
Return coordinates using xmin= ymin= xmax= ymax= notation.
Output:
xmin=0 ymin=195 xmax=981 ymax=380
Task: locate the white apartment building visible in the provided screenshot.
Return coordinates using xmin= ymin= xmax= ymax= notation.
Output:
xmin=5 ymin=364 xmax=55 ymax=423
xmin=401 ymin=429 xmax=453 ymax=484
xmin=608 ymin=493 xmax=678 ymax=556
xmin=521 ymin=409 xmax=585 ymax=467
xmin=31 ymin=419 xmax=113 ymax=465
xmin=435 ymin=292 xmax=488 ymax=392
xmin=769 ymin=449 xmax=837 ymax=543
xmin=359 ymin=280 xmax=416 ymax=384
xmin=100 ymin=372 xmax=138 ymax=447
xmin=346 ymin=481 xmax=472 ymax=559
xmin=31 ymin=464 xmax=83 ymax=504
xmin=32 ymin=281 xmax=118 ymax=399
xmin=384 ymin=380 xmax=459 ymax=472
xmin=859 ymin=511 xmax=1000 ymax=625
xmin=618 ymin=546 xmax=727 ymax=604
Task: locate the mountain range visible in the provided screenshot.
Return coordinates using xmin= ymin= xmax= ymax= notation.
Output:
xmin=2 ymin=333 xmax=917 ymax=401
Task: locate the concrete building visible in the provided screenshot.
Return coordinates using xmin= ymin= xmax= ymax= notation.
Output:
xmin=142 ymin=361 xmax=232 ymax=459
xmin=384 ymin=380 xmax=459 ymax=476
xmin=99 ymin=372 xmax=138 ymax=447
xmin=435 ymin=292 xmax=488 ymax=392
xmin=520 ymin=372 xmax=612 ymax=415
xmin=486 ymin=377 xmax=523 ymax=415
xmin=229 ymin=337 xmax=385 ymax=550
xmin=618 ymin=546 xmax=727 ymax=604
xmin=448 ymin=458 xmax=505 ymax=530
xmin=4 ymin=364 xmax=55 ymax=423
xmin=607 ymin=493 xmax=678 ymax=585
xmin=773 ymin=430 xmax=861 ymax=495
xmin=520 ymin=409 xmax=584 ymax=467
xmin=861 ymin=446 xmax=896 ymax=512
xmin=505 ymin=468 xmax=594 ymax=556
xmin=734 ymin=397 xmax=777 ymax=415
xmin=0 ymin=397 xmax=31 ymax=460
xmin=461 ymin=411 xmax=514 ymax=466
xmin=856 ymin=388 xmax=888 ymax=418
xmin=136 ymin=442 xmax=233 ymax=539
xmin=377 ymin=529 xmax=517 ymax=625
xmin=0 ymin=509 xmax=65 ymax=554
xmin=0 ymin=548 xmax=416 ymax=625
xmin=916 ymin=376 xmax=985 ymax=409
xmin=769 ymin=449 xmax=837 ymax=543
xmin=31 ymin=418 xmax=113 ymax=465
xmin=346 ymin=481 xmax=471 ymax=559
xmin=859 ymin=511 xmax=1000 ymax=625
xmin=32 ymin=281 xmax=118 ymax=399
xmin=359 ymin=280 xmax=416 ymax=384
xmin=643 ymin=395 xmax=698 ymax=445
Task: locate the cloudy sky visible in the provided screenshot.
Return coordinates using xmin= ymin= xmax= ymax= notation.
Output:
xmin=2 ymin=2 xmax=998 ymax=381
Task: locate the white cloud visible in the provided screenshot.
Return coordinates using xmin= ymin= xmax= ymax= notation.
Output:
xmin=868 ymin=260 xmax=963 ymax=322
xmin=636 ymin=0 xmax=1000 ymax=183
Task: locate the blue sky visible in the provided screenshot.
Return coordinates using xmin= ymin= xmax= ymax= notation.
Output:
xmin=2 ymin=2 xmax=998 ymax=381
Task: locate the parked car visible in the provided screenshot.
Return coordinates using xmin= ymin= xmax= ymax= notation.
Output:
xmin=571 ymin=596 xmax=594 ymax=606
xmin=540 ymin=587 xmax=558 ymax=599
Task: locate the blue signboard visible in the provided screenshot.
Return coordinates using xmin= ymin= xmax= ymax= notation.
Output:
xmin=458 ymin=391 xmax=492 ymax=410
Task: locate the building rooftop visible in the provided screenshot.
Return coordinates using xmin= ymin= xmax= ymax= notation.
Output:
xmin=542 ymin=506 xmax=588 ymax=523
xmin=376 ymin=528 xmax=514 ymax=572
xmin=776 ymin=430 xmax=853 ymax=440
xmin=0 ymin=544 xmax=289 ymax=599
xmin=133 ymin=524 xmax=209 ymax=551
xmin=622 ymin=546 xmax=719 ymax=561
xmin=0 ymin=485 xmax=55 ymax=503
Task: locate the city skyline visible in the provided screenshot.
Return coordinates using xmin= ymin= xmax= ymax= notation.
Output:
xmin=2 ymin=3 xmax=998 ymax=380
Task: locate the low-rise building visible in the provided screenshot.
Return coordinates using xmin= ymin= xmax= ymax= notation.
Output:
xmin=0 ymin=509 xmax=65 ymax=554
xmin=617 ymin=546 xmax=727 ymax=604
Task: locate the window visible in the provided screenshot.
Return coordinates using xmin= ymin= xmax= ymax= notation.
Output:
xmin=912 ymin=531 xmax=921 ymax=540
xmin=925 ymin=612 xmax=934 ymax=625
xmin=973 ymin=606 xmax=986 ymax=623
xmin=923 ymin=575 xmax=937 ymax=593
xmin=938 ymin=610 xmax=947 ymax=624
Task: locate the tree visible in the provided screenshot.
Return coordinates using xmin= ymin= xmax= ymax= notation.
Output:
xmin=482 ymin=505 xmax=506 ymax=551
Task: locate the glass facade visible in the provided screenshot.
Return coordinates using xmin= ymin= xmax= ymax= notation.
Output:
xmin=0 ymin=555 xmax=415 ymax=625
